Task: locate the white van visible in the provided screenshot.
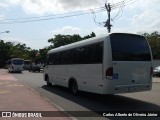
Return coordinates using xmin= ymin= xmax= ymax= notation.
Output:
xmin=7 ymin=58 xmax=24 ymax=73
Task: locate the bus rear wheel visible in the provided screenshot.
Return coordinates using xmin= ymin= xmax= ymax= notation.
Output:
xmin=70 ymin=81 xmax=78 ymax=95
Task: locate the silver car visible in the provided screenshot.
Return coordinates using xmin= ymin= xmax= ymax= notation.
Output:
xmin=153 ymin=66 xmax=160 ymax=77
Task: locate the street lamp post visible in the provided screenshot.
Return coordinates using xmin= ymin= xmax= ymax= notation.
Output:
xmin=0 ymin=31 xmax=10 ymax=34
xmin=0 ymin=31 xmax=10 ymax=42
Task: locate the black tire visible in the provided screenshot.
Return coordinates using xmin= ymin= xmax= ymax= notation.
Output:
xmin=71 ymin=81 xmax=78 ymax=95
xmin=46 ymin=77 xmax=52 ymax=87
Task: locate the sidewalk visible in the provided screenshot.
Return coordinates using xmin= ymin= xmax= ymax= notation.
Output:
xmin=0 ymin=69 xmax=72 ymax=120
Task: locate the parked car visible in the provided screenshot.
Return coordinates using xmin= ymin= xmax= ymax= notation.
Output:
xmin=39 ymin=63 xmax=44 ymax=71
xmin=29 ymin=63 xmax=40 ymax=72
xmin=153 ymin=66 xmax=160 ymax=77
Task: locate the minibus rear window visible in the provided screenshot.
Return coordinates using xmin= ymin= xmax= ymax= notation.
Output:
xmin=13 ymin=60 xmax=24 ymax=65
xmin=110 ymin=33 xmax=151 ymax=61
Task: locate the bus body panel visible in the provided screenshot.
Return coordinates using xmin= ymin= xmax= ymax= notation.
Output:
xmin=113 ymin=61 xmax=151 ymax=84
xmin=102 ymin=62 xmax=152 ymax=94
xmin=67 ymin=64 xmax=103 ymax=93
xmin=47 ymin=64 xmax=103 ymax=94
xmin=9 ymin=64 xmax=24 ymax=72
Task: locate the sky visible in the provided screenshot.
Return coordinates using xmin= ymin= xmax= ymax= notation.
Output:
xmin=0 ymin=0 xmax=159 ymax=50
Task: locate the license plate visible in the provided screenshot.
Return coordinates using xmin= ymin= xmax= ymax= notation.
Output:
xmin=128 ymin=87 xmax=134 ymax=91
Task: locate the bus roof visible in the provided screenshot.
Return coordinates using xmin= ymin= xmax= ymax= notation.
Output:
xmin=48 ymin=34 xmax=108 ymax=54
xmin=11 ymin=58 xmax=24 ymax=60
xmin=48 ymin=33 xmax=144 ymax=54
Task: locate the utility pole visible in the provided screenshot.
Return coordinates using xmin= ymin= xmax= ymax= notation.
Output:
xmin=104 ymin=3 xmax=112 ymax=33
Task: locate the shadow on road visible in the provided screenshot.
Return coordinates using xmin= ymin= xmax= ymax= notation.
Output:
xmin=8 ymin=72 xmax=23 ymax=74
xmin=42 ymin=85 xmax=160 ymax=113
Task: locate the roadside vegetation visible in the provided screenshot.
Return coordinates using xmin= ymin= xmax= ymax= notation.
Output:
xmin=0 ymin=31 xmax=159 ymax=68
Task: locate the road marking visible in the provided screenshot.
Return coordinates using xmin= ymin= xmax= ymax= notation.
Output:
xmin=7 ymin=84 xmax=24 ymax=87
xmin=0 ymin=90 xmax=11 ymax=94
xmin=0 ymin=82 xmax=10 ymax=85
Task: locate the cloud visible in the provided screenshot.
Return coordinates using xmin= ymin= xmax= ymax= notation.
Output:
xmin=1 ymin=0 xmax=160 ymax=34
xmin=4 ymin=0 xmax=101 ymax=15
xmin=109 ymin=0 xmax=160 ymax=33
xmin=51 ymin=26 xmax=81 ymax=36
xmin=58 ymin=0 xmax=100 ymax=10
xmin=128 ymin=0 xmax=160 ymax=33
xmin=1 ymin=37 xmax=29 ymax=44
xmin=0 ymin=14 xmax=5 ymax=20
xmin=0 ymin=2 xmax=9 ymax=20
xmin=7 ymin=0 xmax=21 ymax=5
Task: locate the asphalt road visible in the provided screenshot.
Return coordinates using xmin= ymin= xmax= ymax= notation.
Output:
xmin=11 ymin=70 xmax=160 ymax=120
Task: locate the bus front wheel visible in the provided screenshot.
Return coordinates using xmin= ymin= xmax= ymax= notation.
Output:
xmin=46 ymin=77 xmax=52 ymax=87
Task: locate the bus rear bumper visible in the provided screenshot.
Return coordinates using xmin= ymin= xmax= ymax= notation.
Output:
xmin=103 ymin=84 xmax=152 ymax=94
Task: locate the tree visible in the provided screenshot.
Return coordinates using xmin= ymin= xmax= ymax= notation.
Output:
xmin=48 ymin=32 xmax=96 ymax=48
xmin=142 ymin=31 xmax=160 ymax=59
xmin=0 ymin=41 xmax=32 ymax=68
xmin=48 ymin=34 xmax=82 ymax=48
xmin=83 ymin=32 xmax=96 ymax=40
xmin=0 ymin=40 xmax=10 ymax=67
xmin=0 ymin=32 xmax=97 ymax=68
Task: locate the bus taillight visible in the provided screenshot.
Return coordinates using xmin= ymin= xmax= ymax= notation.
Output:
xmin=106 ymin=67 xmax=113 ymax=79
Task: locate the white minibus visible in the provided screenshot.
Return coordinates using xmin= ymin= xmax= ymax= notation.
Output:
xmin=44 ymin=33 xmax=153 ymax=94
xmin=7 ymin=58 xmax=24 ymax=73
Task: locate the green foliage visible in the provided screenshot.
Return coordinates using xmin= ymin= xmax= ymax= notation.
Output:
xmin=0 ymin=41 xmax=32 ymax=68
xmin=142 ymin=31 xmax=160 ymax=59
xmin=1 ymin=31 xmax=159 ymax=68
xmin=82 ymin=32 xmax=96 ymax=40
xmin=48 ymin=32 xmax=96 ymax=48
xmin=0 ymin=32 xmax=96 ymax=68
xmin=0 ymin=41 xmax=10 ymax=67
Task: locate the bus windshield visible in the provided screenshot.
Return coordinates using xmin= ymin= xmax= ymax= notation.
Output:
xmin=110 ymin=33 xmax=151 ymax=61
xmin=13 ymin=60 xmax=24 ymax=65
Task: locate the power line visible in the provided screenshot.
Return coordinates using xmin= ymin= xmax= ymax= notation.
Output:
xmin=124 ymin=0 xmax=141 ymax=6
xmin=0 ymin=0 xmax=141 ymax=26
xmin=4 ymin=7 xmax=105 ymax=21
xmin=91 ymin=9 xmax=104 ymax=27
xmin=111 ymin=0 xmax=140 ymax=20
xmin=111 ymin=0 xmax=140 ymax=10
xmin=112 ymin=4 xmax=124 ymax=20
xmin=0 ymin=7 xmax=106 ymax=24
